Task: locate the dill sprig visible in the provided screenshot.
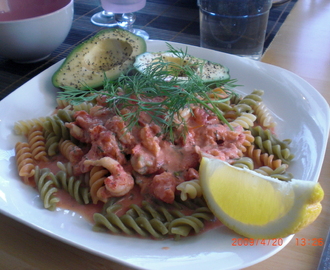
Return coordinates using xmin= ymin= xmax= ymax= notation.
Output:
xmin=58 ymin=46 xmax=239 ymax=140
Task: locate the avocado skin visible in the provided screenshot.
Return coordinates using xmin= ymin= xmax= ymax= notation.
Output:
xmin=52 ymin=28 xmax=147 ymax=90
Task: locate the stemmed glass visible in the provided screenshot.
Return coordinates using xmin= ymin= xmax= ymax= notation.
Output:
xmin=115 ymin=12 xmax=149 ymax=40
xmin=91 ymin=10 xmax=117 ymax=27
xmin=91 ymin=0 xmax=149 ymax=40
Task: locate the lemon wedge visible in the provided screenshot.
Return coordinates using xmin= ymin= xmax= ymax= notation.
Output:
xmin=199 ymin=157 xmax=324 ymax=239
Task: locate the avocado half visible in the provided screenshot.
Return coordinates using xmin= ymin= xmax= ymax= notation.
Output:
xmin=134 ymin=51 xmax=230 ymax=83
xmin=52 ymin=28 xmax=147 ymax=90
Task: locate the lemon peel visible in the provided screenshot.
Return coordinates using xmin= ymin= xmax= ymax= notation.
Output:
xmin=199 ymin=157 xmax=324 ymax=239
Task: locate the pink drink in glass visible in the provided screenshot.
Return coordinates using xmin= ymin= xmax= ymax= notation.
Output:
xmin=100 ymin=0 xmax=146 ymax=13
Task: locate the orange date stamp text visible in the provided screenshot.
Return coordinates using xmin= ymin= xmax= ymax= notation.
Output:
xmin=232 ymin=238 xmax=284 ymax=246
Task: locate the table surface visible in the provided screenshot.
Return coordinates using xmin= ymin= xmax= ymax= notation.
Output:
xmin=1 ymin=0 xmax=329 ymax=269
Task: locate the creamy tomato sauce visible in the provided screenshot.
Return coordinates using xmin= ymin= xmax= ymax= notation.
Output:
xmin=63 ymin=98 xmax=246 ymax=205
xmin=30 ymin=94 xmax=246 ymax=239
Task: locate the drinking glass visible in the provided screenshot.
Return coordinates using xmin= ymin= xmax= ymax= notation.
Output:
xmin=91 ymin=10 xmax=117 ymax=27
xmin=198 ymin=0 xmax=272 ymax=61
xmin=91 ymin=0 xmax=149 ymax=40
xmin=115 ymin=12 xmax=149 ymax=40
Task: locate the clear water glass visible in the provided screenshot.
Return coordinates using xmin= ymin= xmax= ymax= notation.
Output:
xmin=198 ymin=0 xmax=272 ymax=60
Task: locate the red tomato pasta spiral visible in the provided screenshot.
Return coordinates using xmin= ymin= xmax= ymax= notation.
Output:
xmin=15 ymin=142 xmax=36 ymax=186
xmin=246 ymin=144 xmax=282 ymax=169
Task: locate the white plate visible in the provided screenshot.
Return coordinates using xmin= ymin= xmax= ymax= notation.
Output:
xmin=0 ymin=40 xmax=329 ymax=270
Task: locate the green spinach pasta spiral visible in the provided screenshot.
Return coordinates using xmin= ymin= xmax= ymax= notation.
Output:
xmin=233 ymin=89 xmax=263 ymax=114
xmin=232 ymin=156 xmax=255 ymax=170
xmin=251 ymin=126 xmax=294 ymax=164
xmin=254 ymin=164 xmax=293 ymax=181
xmin=73 ymin=101 xmax=95 ymax=113
xmin=56 ymin=109 xmax=74 ymax=123
xmin=214 ymin=102 xmax=233 ymax=114
xmin=43 ymin=129 xmax=60 ymax=156
xmin=94 ymin=201 xmax=170 ymax=238
xmin=57 ymin=161 xmax=89 ymax=184
xmin=168 ymin=207 xmax=214 ymax=239
xmin=34 ymin=166 xmax=59 ymax=211
xmin=232 ymin=157 xmax=293 ymax=181
xmin=93 ymin=198 xmax=214 ymax=240
xmin=127 ymin=201 xmax=186 ymax=223
xmin=43 ymin=115 xmax=78 ymax=156
xmin=43 ymin=115 xmax=71 ymax=140
xmin=47 ymin=170 xmax=90 ymax=205
xmin=94 ymin=212 xmax=169 ymax=238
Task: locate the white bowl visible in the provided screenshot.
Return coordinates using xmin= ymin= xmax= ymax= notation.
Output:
xmin=0 ymin=0 xmax=74 ymax=63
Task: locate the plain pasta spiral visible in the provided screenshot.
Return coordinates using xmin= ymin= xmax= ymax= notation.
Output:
xmin=176 ymin=179 xmax=202 ymax=201
xmin=89 ymin=166 xmax=109 ymax=204
xmin=14 ymin=117 xmax=46 ymax=136
xmin=27 ymin=125 xmax=48 ymax=162
xmin=230 ymin=112 xmax=257 ymax=129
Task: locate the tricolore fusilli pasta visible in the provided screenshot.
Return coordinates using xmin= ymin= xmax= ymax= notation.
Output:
xmin=13 ymin=78 xmax=294 ymax=241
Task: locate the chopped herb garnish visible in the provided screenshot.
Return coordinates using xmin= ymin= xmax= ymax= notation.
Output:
xmin=58 ymin=45 xmax=240 ymax=141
